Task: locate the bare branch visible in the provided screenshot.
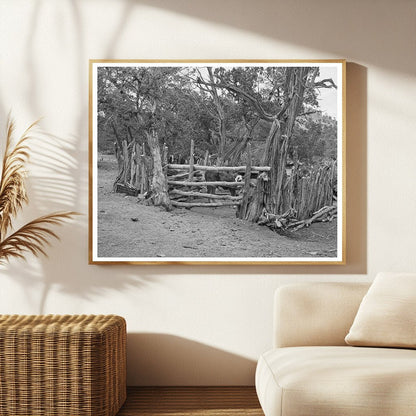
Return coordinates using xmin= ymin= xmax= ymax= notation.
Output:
xmin=298 ymin=110 xmax=319 ymax=117
xmin=314 ymin=78 xmax=337 ymax=89
xmin=196 ymin=79 xmax=276 ymax=122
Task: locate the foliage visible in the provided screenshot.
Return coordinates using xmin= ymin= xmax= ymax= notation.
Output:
xmin=97 ymin=65 xmax=337 ymax=166
xmin=292 ymin=113 xmax=337 ymax=162
xmin=0 ymin=117 xmax=78 ymax=264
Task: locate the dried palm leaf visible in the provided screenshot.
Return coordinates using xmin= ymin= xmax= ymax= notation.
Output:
xmin=0 ymin=117 xmax=38 ymax=239
xmin=0 ymin=116 xmax=79 ymax=264
xmin=0 ymin=212 xmax=78 ymax=264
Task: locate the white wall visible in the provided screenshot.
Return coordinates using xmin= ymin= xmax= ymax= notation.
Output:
xmin=0 ymin=0 xmax=415 ymax=385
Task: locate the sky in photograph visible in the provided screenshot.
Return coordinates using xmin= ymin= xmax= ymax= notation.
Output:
xmin=315 ymin=66 xmax=338 ymax=118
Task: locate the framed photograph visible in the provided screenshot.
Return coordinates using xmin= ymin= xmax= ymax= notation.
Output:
xmin=89 ymin=60 xmax=345 ymax=265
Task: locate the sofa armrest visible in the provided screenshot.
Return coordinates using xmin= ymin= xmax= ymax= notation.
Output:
xmin=274 ymin=282 xmax=370 ymax=348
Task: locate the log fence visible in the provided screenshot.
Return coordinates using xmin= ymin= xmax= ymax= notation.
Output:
xmin=111 ymin=137 xmax=336 ymax=231
xmin=167 ymin=166 xmax=247 ymax=208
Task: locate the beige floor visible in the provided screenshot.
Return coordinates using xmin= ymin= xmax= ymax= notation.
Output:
xmin=117 ymin=386 xmax=263 ymax=416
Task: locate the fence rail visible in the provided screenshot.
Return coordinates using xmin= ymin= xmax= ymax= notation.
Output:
xmin=168 ymin=164 xmax=270 ymax=172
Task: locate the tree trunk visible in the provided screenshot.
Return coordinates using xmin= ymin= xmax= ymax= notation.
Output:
xmin=261 ymin=119 xmax=281 ymax=167
xmin=272 ymin=68 xmax=310 ymax=214
xmin=208 ymin=67 xmax=227 ymax=165
xmin=265 ymin=68 xmax=312 ymax=215
xmin=111 ymin=121 xmax=124 ymax=171
xmin=113 ymin=139 xmax=130 ymax=191
xmin=241 ymin=67 xmax=316 ymax=219
xmin=145 ymin=129 xmax=172 ymax=211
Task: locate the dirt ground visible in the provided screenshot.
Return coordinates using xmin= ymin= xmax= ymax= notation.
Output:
xmin=96 ymin=155 xmax=337 ymax=259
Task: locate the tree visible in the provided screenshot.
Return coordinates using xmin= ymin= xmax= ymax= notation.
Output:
xmin=98 ymin=67 xmax=177 ymax=210
xmin=196 ymin=66 xmax=336 ymax=220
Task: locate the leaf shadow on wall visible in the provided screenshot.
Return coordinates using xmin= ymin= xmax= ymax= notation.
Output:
xmin=0 ymin=128 xmax=156 ymax=314
xmin=126 ymin=333 xmax=257 ymax=386
xmin=0 ymin=0 xmax=157 ymax=313
xmin=135 ymin=0 xmax=413 ymax=76
xmin=24 ymin=0 xmax=86 ymax=210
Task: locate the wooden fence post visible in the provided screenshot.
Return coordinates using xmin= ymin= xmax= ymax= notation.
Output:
xmin=237 ymin=141 xmax=252 ymax=219
xmin=122 ymin=140 xmax=129 ymax=184
xmin=141 ymin=145 xmax=149 ymax=193
xmin=204 ymin=150 xmax=209 ymax=166
xmin=134 ymin=143 xmax=142 ymax=190
xmin=130 ymin=144 xmax=136 ymax=186
xmin=189 ymin=139 xmax=195 ymax=181
xmin=162 ymin=143 xmax=168 ymax=177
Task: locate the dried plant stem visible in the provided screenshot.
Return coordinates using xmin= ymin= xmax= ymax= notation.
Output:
xmin=0 ymin=116 xmax=79 ymax=264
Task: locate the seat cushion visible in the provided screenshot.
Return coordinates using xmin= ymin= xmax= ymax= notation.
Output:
xmin=256 ymin=346 xmax=416 ymax=416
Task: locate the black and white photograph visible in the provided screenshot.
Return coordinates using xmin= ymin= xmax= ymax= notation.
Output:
xmin=89 ymin=60 xmax=345 ymax=264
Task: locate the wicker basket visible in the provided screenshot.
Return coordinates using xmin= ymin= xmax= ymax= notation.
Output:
xmin=0 ymin=314 xmax=126 ymax=416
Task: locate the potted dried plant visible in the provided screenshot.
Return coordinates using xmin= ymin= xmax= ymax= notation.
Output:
xmin=0 ymin=117 xmax=77 ymax=264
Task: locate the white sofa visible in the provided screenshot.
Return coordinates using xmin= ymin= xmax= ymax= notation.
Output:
xmin=255 ymin=282 xmax=416 ymax=416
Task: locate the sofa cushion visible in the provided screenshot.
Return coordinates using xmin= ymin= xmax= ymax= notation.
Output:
xmin=256 ymin=346 xmax=416 ymax=416
xmin=345 ymin=272 xmax=416 ymax=348
xmin=274 ymin=283 xmax=370 ymax=348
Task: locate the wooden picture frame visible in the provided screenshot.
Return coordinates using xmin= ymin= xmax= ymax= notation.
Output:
xmin=89 ymin=60 xmax=346 ymax=265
